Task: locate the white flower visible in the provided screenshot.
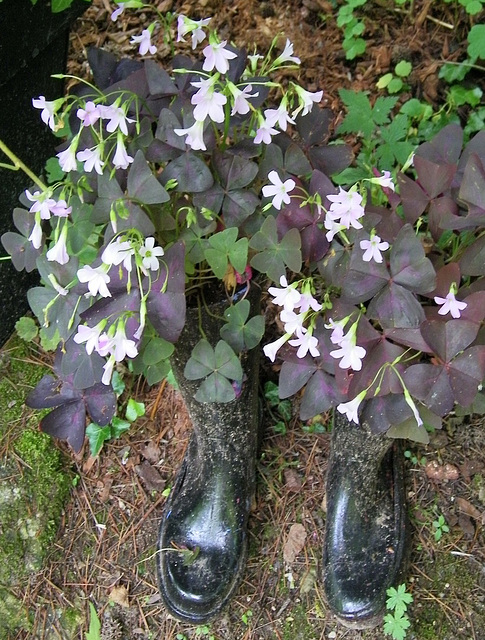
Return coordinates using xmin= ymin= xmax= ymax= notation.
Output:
xmin=268 ymin=275 xmax=301 ymax=311
xmin=371 ymin=170 xmax=395 ymax=191
xmin=131 ymin=29 xmax=157 ymax=56
xmin=25 ymin=190 xmax=56 ymax=220
xmin=77 ymin=265 xmax=111 ymax=298
xmin=28 ymin=217 xmax=43 ymax=249
xmin=111 ymin=324 xmax=138 ymax=362
xmin=139 ymin=237 xmax=164 ymax=272
xmin=76 ymin=146 xmax=104 ymax=175
xmin=101 ymin=237 xmax=134 ymax=272
xmin=99 ymin=105 xmax=135 ymax=135
xmin=57 ymin=142 xmax=78 ymax=173
xmin=112 ymin=134 xmax=134 ymax=169
xmin=434 ymin=290 xmax=467 ymax=318
xmin=262 ymin=170 xmax=296 ymax=210
xmin=264 ymin=105 xmax=295 ymax=131
xmin=229 ymin=84 xmax=259 ymax=116
xmin=360 ymin=234 xmax=390 ymax=263
xmin=280 ymin=309 xmax=306 ymax=335
xmin=202 ymin=40 xmax=237 ymax=74
xmin=337 ymin=391 xmax=366 ymax=424
xmin=102 ymin=356 xmax=116 ymax=385
xmin=74 ymin=323 xmax=104 ymax=355
xmin=330 ymin=333 xmax=366 ymax=371
xmin=327 ymin=187 xmax=364 ymax=230
xmin=47 ymin=273 xmax=68 ymax=296
xmin=297 ymin=292 xmax=322 ymax=313
xmin=77 ymin=101 xmax=102 ymax=127
xmin=263 ymin=334 xmax=289 ymax=362
xmin=177 ymin=15 xmax=211 ymax=48
xmin=291 ymin=86 xmax=323 ymax=118
xmin=174 ymin=119 xmax=206 ymax=151
xmin=324 ymin=318 xmax=347 ymax=345
xmin=111 ymin=2 xmax=126 ymax=21
xmin=289 ymin=329 xmax=320 ymax=358
xmin=274 ymin=39 xmax=301 ymax=66
xmin=404 ymin=390 xmax=423 ymax=428
xmin=324 ymin=217 xmax=347 ymax=242
xmin=32 ymin=96 xmax=57 ymax=130
xmin=46 ymin=224 xmax=69 ymax=265
xmin=191 ymin=81 xmax=227 ymax=123
xmin=253 ymin=119 xmax=279 ymax=145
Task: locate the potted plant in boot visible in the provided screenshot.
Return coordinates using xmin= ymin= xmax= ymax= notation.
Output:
xmin=2 ymin=0 xmax=485 ymax=629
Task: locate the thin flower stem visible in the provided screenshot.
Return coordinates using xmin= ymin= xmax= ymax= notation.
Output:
xmin=0 ymin=139 xmax=48 ymax=191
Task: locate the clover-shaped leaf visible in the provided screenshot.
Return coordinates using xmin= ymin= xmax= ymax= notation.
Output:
xmin=249 ymin=215 xmax=302 ymax=281
xmin=1 ymin=208 xmax=41 ymax=272
xmin=127 ymin=149 xmax=170 ymax=205
xmin=204 ymin=227 xmax=248 ymax=279
xmin=184 ymin=339 xmax=243 ymax=403
xmin=220 ymin=299 xmax=265 ymax=351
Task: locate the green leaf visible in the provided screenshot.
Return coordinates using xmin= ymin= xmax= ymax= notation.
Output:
xmin=383 ymin=611 xmax=410 ymax=640
xmin=372 ymin=96 xmax=399 ymax=125
xmin=338 ymin=90 xmax=374 ymax=137
xmin=376 ymin=73 xmax=393 ymax=89
xmin=386 ymin=584 xmax=413 ymax=614
xmin=111 ymin=371 xmax=125 ymax=396
xmin=15 ymin=316 xmax=38 ymax=342
xmin=110 ymin=417 xmax=132 ymax=438
xmin=220 ymin=299 xmax=265 ymax=351
xmin=205 ymin=228 xmax=248 ymax=279
xmin=125 ymin=399 xmax=145 ymax=422
xmin=438 ymin=61 xmax=470 ymax=83
xmin=85 ymin=602 xmax=101 ymax=640
xmin=467 ymin=25 xmax=485 ymax=59
xmin=86 ymin=422 xmax=111 ymax=457
xmin=142 ymin=336 xmax=174 ymax=365
xmin=395 ymin=60 xmax=412 ymax=77
xmin=343 ymin=36 xmax=367 ymax=60
xmin=249 ymin=216 xmax=302 ymax=281
xmin=45 ymin=156 xmax=65 ymax=183
xmin=194 ymin=372 xmax=236 ymax=403
xmin=387 ymin=78 xmax=404 ymax=94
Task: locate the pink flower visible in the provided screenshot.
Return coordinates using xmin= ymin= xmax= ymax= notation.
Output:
xmin=264 ymin=105 xmax=295 ymax=131
xmin=112 ymin=134 xmax=134 ymax=169
xmin=177 ymin=15 xmax=211 ymax=48
xmin=28 ymin=218 xmax=43 ymax=249
xmin=372 ymin=170 xmax=395 ymax=191
xmin=57 ymin=142 xmax=78 ymax=173
xmin=202 ymin=40 xmax=237 ymax=74
xmin=77 ymin=101 xmax=102 ymax=127
xmin=254 ymin=120 xmax=279 ymax=145
xmin=434 ymin=290 xmax=467 ymax=318
xmin=50 ymin=199 xmax=72 ymax=218
xmin=191 ymin=81 xmax=227 ymax=123
xmin=297 ymin=292 xmax=322 ymax=313
xmin=25 ymin=190 xmax=57 ymax=220
xmin=230 ymin=84 xmax=259 ymax=116
xmin=76 ymin=146 xmax=104 ymax=175
xmin=262 ymin=170 xmax=296 ymax=210
xmin=291 ymin=86 xmax=323 ymax=117
xmin=360 ymin=234 xmax=389 ymax=263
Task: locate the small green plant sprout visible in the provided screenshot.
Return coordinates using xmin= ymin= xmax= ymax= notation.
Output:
xmin=86 ymin=396 xmax=145 ymax=457
xmin=195 ymin=624 xmax=215 ymax=640
xmin=432 ymin=513 xmax=450 ymax=541
xmin=336 ymin=0 xmax=367 ymax=60
xmin=241 ymin=608 xmax=253 ymax=625
xmin=376 ymin=60 xmax=412 ymax=94
xmin=264 ymin=380 xmax=292 ymax=435
xmin=404 ymin=449 xmax=426 ymax=467
xmin=383 ymin=583 xmax=413 ymax=640
xmin=85 ymin=602 xmax=101 ymax=640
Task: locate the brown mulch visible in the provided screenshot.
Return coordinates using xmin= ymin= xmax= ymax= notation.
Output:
xmin=11 ymin=1 xmax=485 ymax=639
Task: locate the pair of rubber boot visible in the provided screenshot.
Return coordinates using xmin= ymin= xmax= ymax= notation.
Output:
xmin=157 ymin=294 xmax=408 ymax=626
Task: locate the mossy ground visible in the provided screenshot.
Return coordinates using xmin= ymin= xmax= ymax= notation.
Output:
xmin=0 ymin=335 xmax=73 ymax=639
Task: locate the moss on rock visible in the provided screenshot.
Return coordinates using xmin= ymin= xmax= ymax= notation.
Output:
xmin=0 ymin=335 xmax=72 ymax=639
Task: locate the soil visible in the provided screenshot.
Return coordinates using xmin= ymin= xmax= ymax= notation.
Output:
xmin=5 ymin=0 xmax=485 ymax=639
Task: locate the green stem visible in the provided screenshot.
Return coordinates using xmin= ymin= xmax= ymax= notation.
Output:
xmin=0 ymin=139 xmax=48 ymax=191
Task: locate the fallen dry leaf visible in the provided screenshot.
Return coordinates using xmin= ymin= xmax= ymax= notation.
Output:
xmin=458 ymin=514 xmax=475 ymax=537
xmin=456 ymin=497 xmax=482 ymax=522
xmin=283 ymin=523 xmax=307 ymax=564
xmin=109 ymin=585 xmax=129 ymax=607
xmin=134 ymin=461 xmax=165 ymax=492
xmin=139 ymin=440 xmax=161 ymax=464
xmin=284 ymin=468 xmax=303 ymax=492
xmin=459 ymin=458 xmax=483 ymax=481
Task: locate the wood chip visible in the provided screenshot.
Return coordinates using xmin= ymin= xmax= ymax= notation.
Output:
xmin=109 ymin=584 xmax=130 ymax=608
xmin=283 ymin=523 xmax=307 ymax=564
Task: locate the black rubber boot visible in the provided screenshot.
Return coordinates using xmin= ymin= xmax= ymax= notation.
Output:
xmin=157 ymin=286 xmax=260 ymax=623
xmin=323 ymin=411 xmax=408 ymax=628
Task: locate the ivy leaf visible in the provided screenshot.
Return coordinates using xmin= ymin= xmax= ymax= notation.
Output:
xmin=249 ymin=215 xmax=302 ymax=281
xmin=86 ymin=422 xmax=112 ymax=457
xmin=125 ymin=398 xmax=145 ymax=422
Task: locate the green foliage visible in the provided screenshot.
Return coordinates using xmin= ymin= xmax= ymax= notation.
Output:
xmin=467 ymin=24 xmax=485 ymax=59
xmin=15 ymin=316 xmax=38 ymax=342
xmin=30 ymin=0 xmax=92 ymax=11
xmin=383 ymin=584 xmax=413 ymax=639
xmin=86 ymin=398 xmax=145 ymax=457
xmin=84 ymin=602 xmax=101 ymax=640
xmin=337 ymin=0 xmax=368 ymax=59
xmin=204 ymin=228 xmax=248 ymax=279
xmin=337 ymin=90 xmax=398 ymax=138
xmin=264 ymin=381 xmax=292 ymax=435
xmin=432 ymin=513 xmax=450 ymax=541
xmin=220 ymin=299 xmax=265 ymax=352
xmin=241 ymin=608 xmax=253 ymax=625
xmin=376 ymin=60 xmax=412 ymax=94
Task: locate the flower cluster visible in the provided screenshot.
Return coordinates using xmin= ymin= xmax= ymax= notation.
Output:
xmin=2 ymin=1 xmax=485 ymax=453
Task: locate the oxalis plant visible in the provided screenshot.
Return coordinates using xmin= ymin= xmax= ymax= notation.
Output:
xmin=1 ymin=1 xmax=485 ymax=455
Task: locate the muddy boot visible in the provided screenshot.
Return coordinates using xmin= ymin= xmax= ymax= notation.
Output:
xmin=157 ymin=286 xmax=260 ymax=623
xmin=323 ymin=411 xmax=408 ymax=628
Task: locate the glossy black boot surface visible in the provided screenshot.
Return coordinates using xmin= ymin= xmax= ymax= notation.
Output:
xmin=323 ymin=412 xmax=408 ymax=628
xmin=157 ymin=288 xmax=260 ymax=623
